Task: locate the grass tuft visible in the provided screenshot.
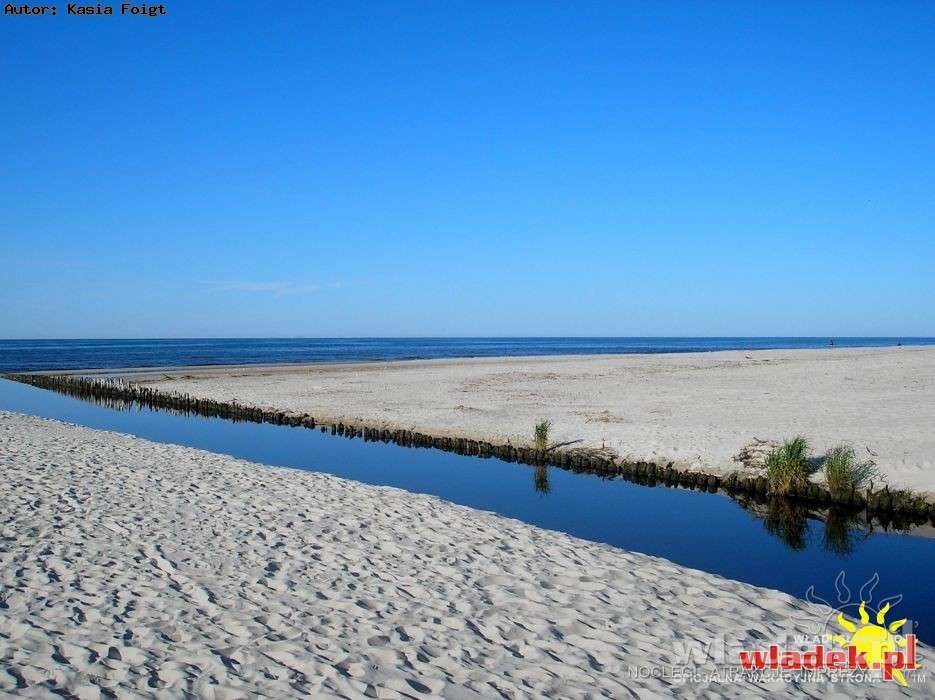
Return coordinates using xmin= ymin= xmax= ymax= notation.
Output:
xmin=533 ymin=420 xmax=551 ymax=451
xmin=765 ymin=436 xmax=811 ymax=496
xmin=824 ymin=444 xmax=877 ymax=499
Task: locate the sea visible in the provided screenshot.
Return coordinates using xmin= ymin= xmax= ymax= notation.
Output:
xmin=0 ymin=337 xmax=933 ymax=373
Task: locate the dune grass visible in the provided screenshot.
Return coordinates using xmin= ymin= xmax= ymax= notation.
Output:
xmin=533 ymin=420 xmax=551 ymax=451
xmin=765 ymin=436 xmax=811 ymax=496
xmin=824 ymin=444 xmax=877 ymax=499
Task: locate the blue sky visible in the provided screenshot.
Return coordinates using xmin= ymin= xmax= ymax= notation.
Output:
xmin=2 ymin=2 xmax=933 ymax=338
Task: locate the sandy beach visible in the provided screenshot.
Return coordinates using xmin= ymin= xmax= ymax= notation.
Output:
xmin=2 ymin=410 xmax=929 ymax=698
xmin=126 ymin=346 xmax=935 ymax=495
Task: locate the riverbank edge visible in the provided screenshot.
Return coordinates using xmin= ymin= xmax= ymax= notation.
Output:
xmin=6 ymin=372 xmax=934 ymax=524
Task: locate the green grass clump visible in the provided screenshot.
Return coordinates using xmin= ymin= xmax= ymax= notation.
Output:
xmin=765 ymin=436 xmax=811 ymax=496
xmin=824 ymin=444 xmax=877 ymax=499
xmin=533 ymin=420 xmax=551 ymax=451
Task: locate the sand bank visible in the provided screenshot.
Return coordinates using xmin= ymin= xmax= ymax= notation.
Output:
xmin=126 ymin=346 xmax=935 ymax=495
xmin=2 ymin=411 xmax=929 ymax=697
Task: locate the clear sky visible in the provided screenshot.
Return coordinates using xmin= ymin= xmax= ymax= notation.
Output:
xmin=2 ymin=1 xmax=933 ymax=338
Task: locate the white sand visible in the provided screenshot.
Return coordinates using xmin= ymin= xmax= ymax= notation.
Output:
xmin=2 ymin=411 xmax=929 ymax=697
xmin=133 ymin=346 xmax=935 ymax=495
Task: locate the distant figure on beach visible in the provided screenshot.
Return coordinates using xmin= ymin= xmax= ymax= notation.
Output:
xmin=829 ymin=339 xmax=835 ymax=346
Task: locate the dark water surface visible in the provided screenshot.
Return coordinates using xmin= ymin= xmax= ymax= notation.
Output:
xmin=2 ymin=378 xmax=933 ymax=641
xmin=2 ymin=337 xmax=934 ymax=372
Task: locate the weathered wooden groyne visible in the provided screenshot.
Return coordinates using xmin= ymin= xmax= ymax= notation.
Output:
xmin=6 ymin=372 xmax=934 ymax=524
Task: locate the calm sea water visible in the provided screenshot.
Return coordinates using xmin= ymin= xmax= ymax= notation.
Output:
xmin=1 ymin=337 xmax=933 ymax=372
xmin=2 ymin=377 xmax=933 ymax=642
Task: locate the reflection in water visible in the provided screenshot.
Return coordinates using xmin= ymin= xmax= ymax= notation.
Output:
xmin=763 ymin=498 xmax=810 ymax=551
xmin=533 ymin=464 xmax=551 ymax=495
xmin=732 ymin=495 xmax=905 ymax=557
xmin=531 ymin=465 xmax=889 ymax=558
xmin=823 ymin=507 xmax=871 ymax=556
